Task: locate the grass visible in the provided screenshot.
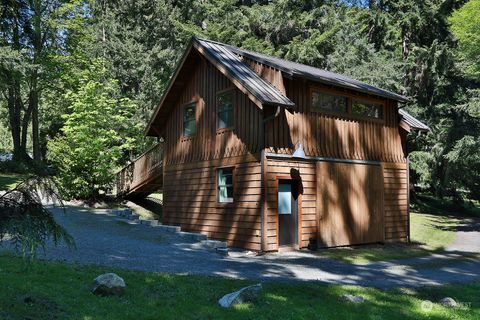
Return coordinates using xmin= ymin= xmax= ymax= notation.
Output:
xmin=0 ymin=254 xmax=478 ymax=320
xmin=0 ymin=173 xmax=26 ymax=190
xmin=318 ymin=194 xmax=480 ymax=264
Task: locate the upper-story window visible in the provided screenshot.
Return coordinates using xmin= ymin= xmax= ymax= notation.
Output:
xmin=352 ymin=100 xmax=383 ymax=119
xmin=183 ymin=103 xmax=196 ymax=137
xmin=217 ymin=90 xmax=234 ymax=129
xmin=311 ymin=90 xmax=348 ymax=114
xmin=310 ymin=88 xmax=385 ymax=121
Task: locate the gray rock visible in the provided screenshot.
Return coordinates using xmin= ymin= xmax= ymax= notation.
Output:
xmin=439 ymin=297 xmax=457 ymax=308
xmin=92 ymin=273 xmax=126 ymax=296
xmin=341 ymin=294 xmax=365 ymax=303
xmin=218 ymin=284 xmax=262 ymax=308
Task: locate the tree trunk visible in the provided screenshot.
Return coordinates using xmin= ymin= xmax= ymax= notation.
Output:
xmin=7 ymin=86 xmax=22 ymax=159
xmin=402 ymin=27 xmax=411 ymax=95
xmin=30 ymin=75 xmax=41 ymax=161
xmin=31 ymin=0 xmax=42 ymax=162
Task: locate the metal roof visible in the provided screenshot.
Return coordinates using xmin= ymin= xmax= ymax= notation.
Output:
xmin=199 ymin=38 xmax=409 ymax=103
xmin=194 ymin=38 xmax=295 ymax=108
xmin=399 ymin=109 xmax=430 ymax=131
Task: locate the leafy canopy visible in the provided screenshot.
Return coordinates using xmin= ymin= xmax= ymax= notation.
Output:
xmin=47 ymin=60 xmax=142 ymax=199
xmin=449 ymin=0 xmax=480 ymax=80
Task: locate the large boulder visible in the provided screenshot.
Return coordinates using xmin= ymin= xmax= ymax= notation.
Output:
xmin=91 ymin=273 xmax=126 ymax=296
xmin=218 ymin=284 xmax=262 ymax=308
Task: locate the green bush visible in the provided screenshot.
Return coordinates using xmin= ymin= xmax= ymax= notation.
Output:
xmin=47 ymin=61 xmax=142 ymax=200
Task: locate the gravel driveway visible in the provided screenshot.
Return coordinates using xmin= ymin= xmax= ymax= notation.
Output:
xmin=2 ymin=206 xmax=480 ymax=290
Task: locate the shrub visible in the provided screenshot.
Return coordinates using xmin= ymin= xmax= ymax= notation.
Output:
xmin=47 ymin=61 xmax=142 ymax=200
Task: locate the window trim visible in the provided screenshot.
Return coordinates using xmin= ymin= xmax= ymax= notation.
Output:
xmin=216 ymin=88 xmax=235 ymax=132
xmin=182 ymin=101 xmax=197 ymax=138
xmin=309 ymin=86 xmax=385 ymax=123
xmin=216 ymin=166 xmax=235 ymax=205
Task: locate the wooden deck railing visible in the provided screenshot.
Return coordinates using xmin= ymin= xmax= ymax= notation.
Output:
xmin=116 ymin=143 xmax=164 ymax=196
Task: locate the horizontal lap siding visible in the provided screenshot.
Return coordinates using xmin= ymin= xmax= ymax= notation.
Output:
xmin=164 ymin=159 xmax=262 ymax=250
xmin=382 ymin=163 xmax=408 ymax=242
xmin=265 ymin=159 xmax=317 ymax=251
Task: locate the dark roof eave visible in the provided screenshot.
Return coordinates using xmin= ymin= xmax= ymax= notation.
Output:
xmin=297 ymin=74 xmax=409 ymax=103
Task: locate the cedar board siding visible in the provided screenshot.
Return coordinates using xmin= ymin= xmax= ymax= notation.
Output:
xmin=265 ymin=159 xmax=317 ymax=251
xmin=163 ymin=55 xmax=264 ymax=166
xmin=265 ymin=77 xmax=405 ymax=163
xmin=163 ymin=156 xmax=262 ymax=250
xmin=265 ymin=158 xmax=407 ymax=251
xmin=162 ymin=57 xmax=264 ymax=251
xmin=160 ymin=54 xmax=408 ymax=251
xmin=316 ymin=161 xmax=384 ymax=247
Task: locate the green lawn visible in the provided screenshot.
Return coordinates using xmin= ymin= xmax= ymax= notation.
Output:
xmin=0 ymin=255 xmax=478 ymax=320
xmin=0 ymin=173 xmax=26 ymax=190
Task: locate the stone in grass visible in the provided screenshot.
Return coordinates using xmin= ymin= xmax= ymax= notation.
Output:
xmin=92 ymin=273 xmax=126 ymax=296
xmin=218 ymin=284 xmax=262 ymax=308
xmin=439 ymin=297 xmax=457 ymax=308
xmin=341 ymin=294 xmax=365 ymax=304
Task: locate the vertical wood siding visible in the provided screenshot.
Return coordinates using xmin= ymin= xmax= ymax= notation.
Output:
xmin=316 ymin=161 xmax=384 ymax=247
xmin=164 ymin=58 xmax=264 ymax=166
xmin=264 ymin=78 xmax=405 ymax=163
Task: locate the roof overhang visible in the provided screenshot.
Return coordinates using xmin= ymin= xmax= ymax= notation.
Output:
xmin=398 ymin=109 xmax=430 ymax=132
xmin=145 ymin=37 xmax=296 ymax=136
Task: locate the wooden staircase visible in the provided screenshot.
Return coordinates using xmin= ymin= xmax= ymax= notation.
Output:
xmin=116 ymin=143 xmax=163 ymax=198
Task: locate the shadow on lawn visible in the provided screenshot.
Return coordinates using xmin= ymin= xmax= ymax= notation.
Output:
xmin=4 ymin=205 xmax=479 ymax=293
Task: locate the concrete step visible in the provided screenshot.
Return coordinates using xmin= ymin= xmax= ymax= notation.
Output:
xmin=154 ymin=224 xmax=181 ymax=233
xmin=178 ymin=231 xmax=208 ymax=241
xmin=201 ymin=240 xmax=227 ymax=249
xmin=140 ymin=219 xmax=159 ymax=227
xmin=128 ymin=214 xmax=140 ymax=220
xmin=112 ymin=208 xmax=132 ymax=217
xmin=216 ymin=247 xmax=229 ymax=256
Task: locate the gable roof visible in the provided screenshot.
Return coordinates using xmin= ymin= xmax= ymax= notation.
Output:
xmin=194 ymin=38 xmax=294 ymax=108
xmin=399 ymin=109 xmax=430 ymax=132
xmin=146 ymin=36 xmax=427 ymax=136
xmin=200 ymin=38 xmax=409 ymax=103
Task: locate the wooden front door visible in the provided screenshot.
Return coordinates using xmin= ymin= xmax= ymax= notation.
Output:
xmin=278 ymin=180 xmax=299 ymax=247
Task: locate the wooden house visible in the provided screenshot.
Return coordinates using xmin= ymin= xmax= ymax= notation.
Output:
xmin=116 ymin=37 xmax=429 ymax=251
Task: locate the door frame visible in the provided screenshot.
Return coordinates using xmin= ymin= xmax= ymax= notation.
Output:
xmin=275 ymin=175 xmax=302 ymax=250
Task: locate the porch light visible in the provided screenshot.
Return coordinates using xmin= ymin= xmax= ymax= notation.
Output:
xmin=292 ymin=144 xmax=306 ymax=159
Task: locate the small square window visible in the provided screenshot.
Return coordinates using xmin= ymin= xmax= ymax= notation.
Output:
xmin=352 ymin=100 xmax=383 ymax=119
xmin=311 ymin=91 xmax=347 ymax=113
xmin=183 ymin=103 xmax=196 ymax=136
xmin=218 ymin=168 xmax=234 ymax=203
xmin=217 ymin=91 xmax=234 ymax=129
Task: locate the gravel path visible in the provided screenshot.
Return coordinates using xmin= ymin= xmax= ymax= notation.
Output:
xmin=2 ymin=206 xmax=480 ymax=290
xmin=446 ymin=217 xmax=480 ymax=253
